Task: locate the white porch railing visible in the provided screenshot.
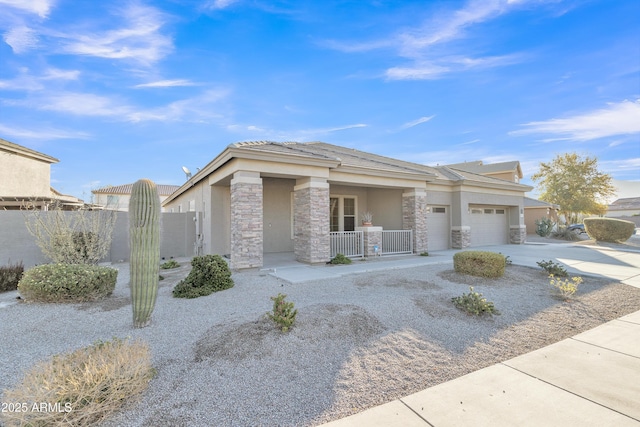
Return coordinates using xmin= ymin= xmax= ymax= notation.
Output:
xmin=330 ymin=231 xmax=364 ymax=258
xmin=381 ymin=230 xmax=413 ymax=255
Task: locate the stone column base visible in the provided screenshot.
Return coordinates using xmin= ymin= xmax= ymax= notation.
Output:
xmin=451 ymin=226 xmax=471 ymax=249
xmin=510 ymin=225 xmax=527 ymax=244
xmin=356 ymin=226 xmax=382 ymax=257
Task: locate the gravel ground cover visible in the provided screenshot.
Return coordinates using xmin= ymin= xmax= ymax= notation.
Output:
xmin=2 ymin=258 xmax=640 ymax=427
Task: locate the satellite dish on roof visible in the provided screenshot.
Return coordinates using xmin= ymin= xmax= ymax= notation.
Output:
xmin=182 ymin=166 xmax=192 ymax=180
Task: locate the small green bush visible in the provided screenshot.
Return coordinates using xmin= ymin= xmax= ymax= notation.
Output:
xmin=160 ymin=259 xmax=180 ymax=269
xmin=451 ymin=286 xmax=500 ymax=316
xmin=0 ymin=260 xmax=24 ymax=293
xmin=18 ymin=264 xmax=117 ymax=302
xmin=267 ymin=293 xmax=298 ymax=332
xmin=172 ymin=254 xmax=233 ymax=299
xmin=329 ymin=253 xmax=352 ymax=265
xmin=453 ymin=251 xmax=505 ymax=278
xmin=0 ymin=338 xmax=154 ymax=427
xmin=584 ymin=217 xmax=635 ymax=242
xmin=535 ymin=217 xmax=555 ymax=237
xmin=420 ymin=251 xmax=429 ymax=256
xmin=536 ymin=259 xmax=568 ymax=277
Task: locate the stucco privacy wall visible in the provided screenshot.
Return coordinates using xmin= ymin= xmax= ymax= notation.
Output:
xmin=0 ymin=211 xmax=196 ymax=268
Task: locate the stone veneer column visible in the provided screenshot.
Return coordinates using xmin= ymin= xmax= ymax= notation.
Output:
xmin=356 ymin=226 xmax=382 ymax=257
xmin=451 ymin=226 xmax=471 ymax=249
xmin=294 ymin=177 xmax=330 ymax=264
xmin=510 ymin=225 xmax=527 ymax=244
xmin=402 ymin=189 xmax=428 ymax=253
xmin=230 ymin=171 xmax=263 ymax=269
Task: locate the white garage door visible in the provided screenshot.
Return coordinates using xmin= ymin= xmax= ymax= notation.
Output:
xmin=427 ymin=206 xmax=450 ymax=251
xmin=470 ymin=207 xmax=508 ymax=246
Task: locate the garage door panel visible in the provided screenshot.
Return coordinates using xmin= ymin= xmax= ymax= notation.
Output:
xmin=470 ymin=207 xmax=508 ymax=246
xmin=427 ymin=206 xmax=450 ymax=251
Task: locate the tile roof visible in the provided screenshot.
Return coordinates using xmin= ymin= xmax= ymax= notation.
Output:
xmin=524 ymin=197 xmax=560 ymax=208
xmin=609 ymin=197 xmax=640 ymax=210
xmin=232 ymin=141 xmax=439 ymax=176
xmin=445 ymin=160 xmax=521 ymax=174
xmin=92 ymin=183 xmax=180 ymax=196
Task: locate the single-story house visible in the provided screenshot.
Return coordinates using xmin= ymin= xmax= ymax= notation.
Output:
xmin=443 ymin=160 xmax=523 ymax=184
xmin=92 ymin=183 xmax=180 ymax=212
xmin=523 ymin=197 xmax=560 ymax=234
xmin=163 ymin=141 xmax=533 ymax=269
xmin=606 ymin=197 xmax=640 ymax=218
xmin=0 ymin=137 xmax=84 ymax=210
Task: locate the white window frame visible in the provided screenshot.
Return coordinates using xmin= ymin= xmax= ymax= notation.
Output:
xmin=330 ymin=195 xmax=358 ymax=232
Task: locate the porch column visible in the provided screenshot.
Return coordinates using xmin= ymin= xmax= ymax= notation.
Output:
xmin=402 ymin=189 xmax=428 ymax=253
xmin=294 ymin=177 xmax=330 ymax=264
xmin=230 ymin=171 xmax=263 ymax=269
xmin=510 ymin=225 xmax=526 ymax=244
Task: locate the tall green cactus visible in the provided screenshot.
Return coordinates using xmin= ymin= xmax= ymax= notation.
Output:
xmin=129 ymin=179 xmax=161 ymax=328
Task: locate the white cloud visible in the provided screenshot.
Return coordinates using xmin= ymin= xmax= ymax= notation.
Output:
xmin=134 ymin=79 xmax=197 ymax=88
xmin=227 ymin=123 xmax=368 ymax=140
xmin=3 ymin=25 xmax=38 ymax=53
xmin=0 ymin=0 xmax=54 ymax=18
xmin=0 ymin=123 xmax=89 ymax=140
xmin=58 ymin=4 xmax=173 ymax=65
xmin=510 ymin=99 xmax=640 ymax=142
xmin=400 ymin=115 xmax=435 ymax=130
xmin=0 ymin=67 xmax=79 ymax=90
xmin=205 ymin=0 xmax=239 ymax=10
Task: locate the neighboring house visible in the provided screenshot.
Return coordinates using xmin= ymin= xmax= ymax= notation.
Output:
xmin=0 ymin=137 xmax=83 ymax=210
xmin=92 ymin=183 xmax=180 ymax=212
xmin=444 ymin=160 xmax=523 ymax=183
xmin=606 ymin=197 xmax=640 ymax=218
xmin=523 ymin=197 xmax=560 ymax=234
xmin=163 ymin=141 xmax=532 ymax=269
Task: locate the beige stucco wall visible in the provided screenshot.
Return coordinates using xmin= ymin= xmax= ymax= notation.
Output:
xmin=367 ymin=188 xmax=403 ymax=229
xmin=0 ymin=151 xmax=51 ymax=197
xmin=524 ymin=207 xmax=559 ymax=234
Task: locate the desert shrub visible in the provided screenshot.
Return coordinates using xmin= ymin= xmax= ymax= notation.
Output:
xmin=451 ymin=286 xmax=500 ymax=316
xmin=329 ymin=253 xmax=352 ymax=265
xmin=420 ymin=251 xmax=429 ymax=256
xmin=552 ymin=227 xmax=580 ymax=241
xmin=172 ymin=254 xmax=233 ymax=299
xmin=160 ymin=259 xmax=180 ymax=269
xmin=23 ymin=205 xmax=117 ymax=265
xmin=584 ymin=217 xmax=635 ymax=242
xmin=18 ymin=264 xmax=117 ymax=302
xmin=0 ymin=260 xmax=24 ymax=293
xmin=0 ymin=338 xmax=155 ymax=427
xmin=267 ymin=293 xmax=298 ymax=332
xmin=453 ymin=251 xmax=505 ymax=278
xmin=549 ymin=274 xmax=583 ymax=300
xmin=536 ymin=259 xmax=568 ymax=277
xmin=535 ymin=217 xmax=555 ymax=237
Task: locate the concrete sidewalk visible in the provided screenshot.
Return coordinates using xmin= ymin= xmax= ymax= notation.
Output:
xmin=314 ymin=241 xmax=640 ymax=426
xmin=268 ymin=240 xmax=640 ymax=288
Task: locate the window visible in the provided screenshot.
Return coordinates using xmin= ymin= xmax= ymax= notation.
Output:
xmin=484 ymin=209 xmax=494 ymax=214
xmin=433 ymin=207 xmax=446 ymax=214
xmin=471 ymin=208 xmax=483 ymax=214
xmin=188 ymin=200 xmax=196 ymax=212
xmin=496 ymin=209 xmax=505 ymax=214
xmin=330 ymin=196 xmax=357 ymax=231
xmin=106 ymin=195 xmax=119 ymax=207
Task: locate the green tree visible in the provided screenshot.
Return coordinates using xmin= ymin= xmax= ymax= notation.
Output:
xmin=531 ymin=153 xmax=615 ymax=225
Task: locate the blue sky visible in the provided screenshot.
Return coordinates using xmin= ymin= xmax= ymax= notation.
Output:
xmin=1 ymin=0 xmax=639 ymax=202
